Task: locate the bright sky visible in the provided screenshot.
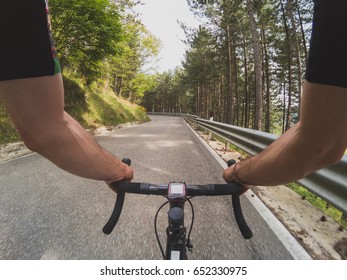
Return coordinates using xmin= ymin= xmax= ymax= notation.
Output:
xmin=135 ymin=0 xmax=201 ymax=72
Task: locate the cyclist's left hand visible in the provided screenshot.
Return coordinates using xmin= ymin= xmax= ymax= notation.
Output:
xmin=106 ymin=162 xmax=133 ymax=193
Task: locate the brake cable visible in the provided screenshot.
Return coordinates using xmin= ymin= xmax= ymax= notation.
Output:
xmin=154 ymin=197 xmax=196 ymax=259
xmin=154 ymin=200 xmax=169 ymax=259
xmin=186 ymin=196 xmax=195 ymax=252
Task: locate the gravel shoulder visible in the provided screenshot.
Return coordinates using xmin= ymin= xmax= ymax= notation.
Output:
xmin=0 ymin=142 xmax=32 ymax=163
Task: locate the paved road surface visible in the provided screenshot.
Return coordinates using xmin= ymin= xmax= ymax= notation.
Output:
xmin=0 ymin=116 xmax=297 ymax=260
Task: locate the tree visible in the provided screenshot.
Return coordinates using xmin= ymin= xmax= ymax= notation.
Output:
xmin=104 ymin=11 xmax=161 ymax=102
xmin=246 ymin=0 xmax=263 ymax=130
xmin=50 ymin=0 xmax=123 ymax=82
xmin=141 ymin=0 xmax=313 ymax=134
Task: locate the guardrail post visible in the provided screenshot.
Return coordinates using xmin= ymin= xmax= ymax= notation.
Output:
xmin=225 ymin=140 xmax=228 ymax=152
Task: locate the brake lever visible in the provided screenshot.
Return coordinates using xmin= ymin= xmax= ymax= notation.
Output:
xmin=228 ymin=159 xmax=253 ymax=239
xmin=102 ymin=158 xmax=131 ymax=235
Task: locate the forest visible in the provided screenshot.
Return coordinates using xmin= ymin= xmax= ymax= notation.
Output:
xmin=142 ymin=0 xmax=314 ymax=134
xmin=49 ymin=0 xmax=314 ymax=135
xmin=49 ymin=0 xmax=160 ymax=102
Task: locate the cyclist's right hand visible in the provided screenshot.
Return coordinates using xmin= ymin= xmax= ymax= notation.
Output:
xmin=223 ymin=161 xmax=250 ymax=195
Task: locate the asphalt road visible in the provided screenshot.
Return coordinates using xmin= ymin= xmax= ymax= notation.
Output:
xmin=0 ymin=116 xmax=296 ymax=260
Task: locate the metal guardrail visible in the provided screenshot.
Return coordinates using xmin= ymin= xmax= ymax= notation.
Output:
xmin=149 ymin=112 xmax=347 ymax=215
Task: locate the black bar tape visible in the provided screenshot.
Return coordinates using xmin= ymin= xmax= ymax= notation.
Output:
xmin=103 ymin=191 xmax=126 ymax=235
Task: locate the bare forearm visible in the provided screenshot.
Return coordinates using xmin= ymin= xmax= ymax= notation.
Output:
xmin=35 ymin=112 xmax=131 ymax=182
xmin=229 ymin=123 xmax=327 ymax=186
xmin=0 ymin=75 xmax=132 ymax=183
xmin=224 ymin=82 xmax=347 ymax=187
xmin=225 ymin=123 xmax=346 ymax=187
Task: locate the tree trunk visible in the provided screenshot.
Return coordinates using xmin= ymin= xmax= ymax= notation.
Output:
xmin=242 ymin=30 xmax=250 ymax=128
xmin=288 ymin=0 xmax=303 ymax=118
xmin=246 ymin=0 xmax=263 ymax=130
xmin=280 ymin=0 xmax=292 ymax=131
xmin=282 ymin=81 xmax=286 ymax=134
xmin=295 ymin=0 xmax=308 ymax=62
xmin=232 ymin=36 xmax=239 ymax=126
xmin=261 ymin=22 xmax=271 ymax=133
xmin=225 ymin=24 xmax=234 ymax=124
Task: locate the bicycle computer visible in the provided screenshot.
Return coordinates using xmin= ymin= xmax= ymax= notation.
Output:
xmin=168 ymin=182 xmax=186 ymax=201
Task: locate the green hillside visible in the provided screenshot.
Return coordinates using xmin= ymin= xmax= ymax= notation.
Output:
xmin=0 ymin=74 xmax=150 ymax=145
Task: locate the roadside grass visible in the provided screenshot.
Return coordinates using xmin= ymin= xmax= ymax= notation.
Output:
xmin=0 ymin=108 xmax=20 ymax=144
xmin=0 ymin=72 xmax=149 ymax=145
xmin=84 ymin=82 xmax=149 ymax=129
